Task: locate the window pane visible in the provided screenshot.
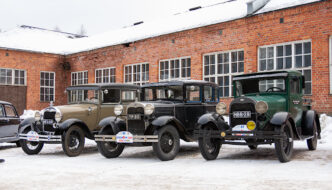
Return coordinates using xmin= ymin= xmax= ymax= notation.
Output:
xmin=277 ymin=46 xmax=283 ymax=56
xmin=305 ymin=83 xmax=311 ymax=94
xmin=259 ymin=48 xmax=266 ymax=59
xmin=286 ymin=57 xmax=292 ymax=69
xmin=295 ymin=56 xmax=302 ymax=68
xmin=238 ymin=51 xmax=244 ymax=61
xmin=232 ymin=63 xmax=237 ymax=73
xmin=267 ymin=59 xmax=274 ymax=70
xmin=277 ymin=58 xmax=283 ymax=69
xmin=231 ymin=52 xmax=237 ymax=62
xmin=304 ymin=42 xmax=311 ymax=54
xmin=204 ymin=56 xmax=209 ymax=65
xmin=239 ymin=62 xmax=244 ymax=72
xmin=304 ymin=55 xmax=311 ymax=67
xmin=267 ymin=47 xmax=274 ymax=58
xmin=304 ymin=69 xmax=311 ymax=82
xmin=285 ymin=45 xmax=292 ymax=56
xmin=295 ymin=43 xmax=302 ymax=55
xmin=224 ymin=63 xmax=229 ymax=74
xmin=260 ymin=60 xmax=266 ymax=71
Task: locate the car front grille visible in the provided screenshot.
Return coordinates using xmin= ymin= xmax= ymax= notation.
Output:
xmin=230 ymin=101 xmax=256 ymax=128
xmin=43 ymin=111 xmax=56 ymax=119
xmin=127 ymin=107 xmax=145 ymax=135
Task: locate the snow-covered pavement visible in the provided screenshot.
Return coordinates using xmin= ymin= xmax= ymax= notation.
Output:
xmin=1 ymin=115 xmax=332 ymax=190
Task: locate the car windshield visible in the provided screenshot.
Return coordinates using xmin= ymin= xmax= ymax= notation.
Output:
xmin=143 ymin=85 xmax=183 ymax=101
xmin=235 ymin=78 xmax=286 ymax=96
xmin=68 ymin=89 xmax=99 ymax=104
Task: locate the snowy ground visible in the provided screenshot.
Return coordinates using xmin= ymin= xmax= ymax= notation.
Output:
xmin=1 ymin=115 xmax=332 ymax=190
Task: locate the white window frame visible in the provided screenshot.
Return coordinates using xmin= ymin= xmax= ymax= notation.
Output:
xmin=258 ymin=39 xmax=312 ymax=95
xmin=124 ymin=63 xmax=149 ymax=85
xmin=159 ymin=56 xmax=191 ymax=81
xmin=71 ymin=71 xmax=88 ymax=86
xmin=0 ymin=68 xmax=26 ymax=86
xmin=330 ymin=36 xmax=332 ymax=94
xmin=40 ymin=71 xmax=55 ymax=102
xmin=203 ymin=49 xmax=244 ymax=98
xmin=95 ymin=67 xmax=116 ymax=83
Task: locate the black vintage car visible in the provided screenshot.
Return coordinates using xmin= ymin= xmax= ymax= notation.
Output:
xmin=0 ymin=100 xmax=20 ymax=146
xmin=95 ymin=80 xmax=219 ymax=161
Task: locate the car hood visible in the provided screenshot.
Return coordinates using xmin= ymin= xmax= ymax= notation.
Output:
xmin=43 ymin=104 xmax=98 ymax=122
xmin=247 ymin=94 xmax=287 ymax=115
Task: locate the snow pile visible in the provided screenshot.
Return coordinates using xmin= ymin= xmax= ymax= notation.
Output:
xmin=319 ymin=114 xmax=332 ymax=144
xmin=20 ymin=110 xmax=37 ymax=120
xmin=0 ymin=0 xmax=322 ymax=55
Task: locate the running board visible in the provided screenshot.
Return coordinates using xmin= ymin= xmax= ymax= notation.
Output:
xmin=95 ymin=135 xmax=158 ymax=143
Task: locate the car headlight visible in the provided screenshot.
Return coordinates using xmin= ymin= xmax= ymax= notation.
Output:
xmin=144 ymin=104 xmax=154 ymax=115
xmin=34 ymin=111 xmax=41 ymax=121
xmin=114 ymin=105 xmax=123 ymax=116
xmin=55 ymin=112 xmax=62 ymax=122
xmin=255 ymin=101 xmax=268 ymax=114
xmin=216 ymin=102 xmax=227 ymax=115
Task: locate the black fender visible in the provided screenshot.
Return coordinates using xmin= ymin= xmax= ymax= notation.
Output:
xmin=270 ymin=112 xmax=299 ymax=139
xmin=59 ymin=119 xmax=93 ymax=139
xmin=196 ymin=113 xmax=229 ymax=131
xmin=98 ymin=116 xmax=126 ymax=134
xmin=302 ymin=110 xmax=321 ymax=137
xmin=18 ymin=117 xmax=35 ymax=134
xmin=151 ymin=116 xmax=188 ymax=141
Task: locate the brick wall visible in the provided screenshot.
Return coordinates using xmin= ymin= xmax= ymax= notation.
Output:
xmin=0 ymin=1 xmax=331 ymax=114
xmin=65 ymin=1 xmax=332 ymax=114
xmin=0 ymin=49 xmax=67 ymax=111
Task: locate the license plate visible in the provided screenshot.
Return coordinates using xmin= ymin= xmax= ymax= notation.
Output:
xmin=43 ymin=119 xmax=54 ymax=125
xmin=127 ymin=114 xmax=141 ymax=120
xmin=233 ymin=111 xmax=251 ymax=118
xmin=27 ymin=131 xmax=39 ymax=142
xmin=116 ymin=131 xmax=134 ymax=143
xmin=232 ymin=125 xmax=253 ymax=136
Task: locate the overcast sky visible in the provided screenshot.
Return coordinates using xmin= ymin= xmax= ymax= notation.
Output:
xmin=0 ymin=0 xmax=225 ymax=36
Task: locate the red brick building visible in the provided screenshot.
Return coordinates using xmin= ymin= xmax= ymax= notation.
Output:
xmin=0 ymin=0 xmax=331 ymax=114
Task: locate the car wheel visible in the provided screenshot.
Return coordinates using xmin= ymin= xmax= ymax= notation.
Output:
xmin=62 ymin=125 xmax=85 ymax=157
xmin=198 ymin=124 xmax=221 ymax=160
xmin=20 ymin=129 xmax=44 ymax=155
xmin=274 ymin=121 xmax=294 ymax=163
xmin=153 ymin=125 xmax=180 ymax=161
xmin=307 ymin=120 xmax=318 ymax=150
xmin=97 ymin=127 xmax=124 ymax=158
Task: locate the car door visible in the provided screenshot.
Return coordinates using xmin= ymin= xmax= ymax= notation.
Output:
xmin=203 ymin=85 xmax=218 ymax=113
xmin=289 ymin=76 xmax=303 ymax=127
xmin=184 ymin=85 xmax=204 ymax=133
xmin=98 ymin=88 xmax=121 ymax=124
xmin=0 ymin=104 xmax=20 ymax=138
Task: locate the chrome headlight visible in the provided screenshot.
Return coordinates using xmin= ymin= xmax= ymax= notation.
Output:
xmin=34 ymin=111 xmax=41 ymax=121
xmin=144 ymin=104 xmax=154 ymax=115
xmin=55 ymin=112 xmax=62 ymax=122
xmin=114 ymin=105 xmax=123 ymax=116
xmin=255 ymin=101 xmax=268 ymax=114
xmin=216 ymin=102 xmax=227 ymax=115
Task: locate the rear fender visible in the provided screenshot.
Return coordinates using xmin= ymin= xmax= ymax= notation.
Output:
xmin=302 ymin=110 xmax=321 ymax=137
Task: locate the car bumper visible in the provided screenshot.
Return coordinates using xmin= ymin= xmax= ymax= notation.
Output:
xmin=19 ymin=131 xmax=62 ymax=142
xmin=95 ymin=134 xmax=158 ymax=143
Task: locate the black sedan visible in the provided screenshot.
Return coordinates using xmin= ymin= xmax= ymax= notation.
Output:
xmin=0 ymin=100 xmax=20 ymax=146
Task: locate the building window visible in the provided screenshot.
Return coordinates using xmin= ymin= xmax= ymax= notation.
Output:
xmin=0 ymin=68 xmax=26 ymax=85
xmin=95 ymin=67 xmax=116 ymax=83
xmin=40 ymin=71 xmax=55 ymax=102
xmin=159 ymin=57 xmax=191 ymax=81
xmin=124 ymin=63 xmax=149 ymax=85
xmin=71 ymin=71 xmax=88 ymax=86
xmin=258 ymin=40 xmax=312 ymax=94
xmin=203 ymin=50 xmax=244 ymax=97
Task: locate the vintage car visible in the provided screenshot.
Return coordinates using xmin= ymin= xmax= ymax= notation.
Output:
xmin=195 ymin=70 xmax=320 ymax=162
xmin=95 ymin=80 xmax=219 ymax=161
xmin=18 ymin=83 xmax=140 ymax=157
xmin=0 ymin=100 xmax=20 ymax=146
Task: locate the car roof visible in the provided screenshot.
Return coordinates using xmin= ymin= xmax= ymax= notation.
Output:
xmin=0 ymin=100 xmax=12 ymax=105
xmin=66 ymin=83 xmax=140 ymax=91
xmin=233 ymin=70 xmax=302 ymax=81
xmin=141 ymin=80 xmax=218 ymax=88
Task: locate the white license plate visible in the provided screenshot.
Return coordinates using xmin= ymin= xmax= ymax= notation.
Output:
xmin=27 ymin=131 xmax=39 ymax=142
xmin=116 ymin=131 xmax=134 ymax=143
xmin=233 ymin=111 xmax=251 ymax=118
xmin=127 ymin=114 xmax=141 ymax=120
xmin=44 ymin=119 xmax=54 ymax=125
xmin=232 ymin=125 xmax=253 ymax=136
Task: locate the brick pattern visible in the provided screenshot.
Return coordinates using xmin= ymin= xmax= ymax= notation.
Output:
xmin=0 ymin=1 xmax=331 ymax=114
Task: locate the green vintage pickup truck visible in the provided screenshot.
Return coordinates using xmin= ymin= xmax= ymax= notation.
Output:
xmin=195 ymin=70 xmax=320 ymax=162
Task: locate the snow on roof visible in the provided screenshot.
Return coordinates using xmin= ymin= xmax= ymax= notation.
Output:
xmin=0 ymin=0 xmax=323 ymax=55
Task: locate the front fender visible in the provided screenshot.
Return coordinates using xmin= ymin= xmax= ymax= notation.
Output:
xmin=18 ymin=117 xmax=35 ymax=133
xmin=98 ymin=116 xmax=126 ymax=133
xmin=302 ymin=110 xmax=321 ymax=137
xmin=58 ymin=119 xmax=87 ymax=131
xmin=151 ymin=116 xmax=188 ymax=140
xmin=270 ymin=112 xmax=299 ymax=139
xmin=197 ymin=113 xmax=228 ymax=131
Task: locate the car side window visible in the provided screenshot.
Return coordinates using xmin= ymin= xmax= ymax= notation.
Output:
xmin=186 ymin=85 xmax=201 ymax=102
xmin=4 ymin=105 xmax=17 ymax=117
xmin=103 ymin=89 xmax=120 ymax=103
xmin=204 ymin=86 xmax=215 ymax=102
xmin=290 ymin=77 xmax=300 ymax=94
xmin=0 ymin=105 xmax=4 ymax=117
